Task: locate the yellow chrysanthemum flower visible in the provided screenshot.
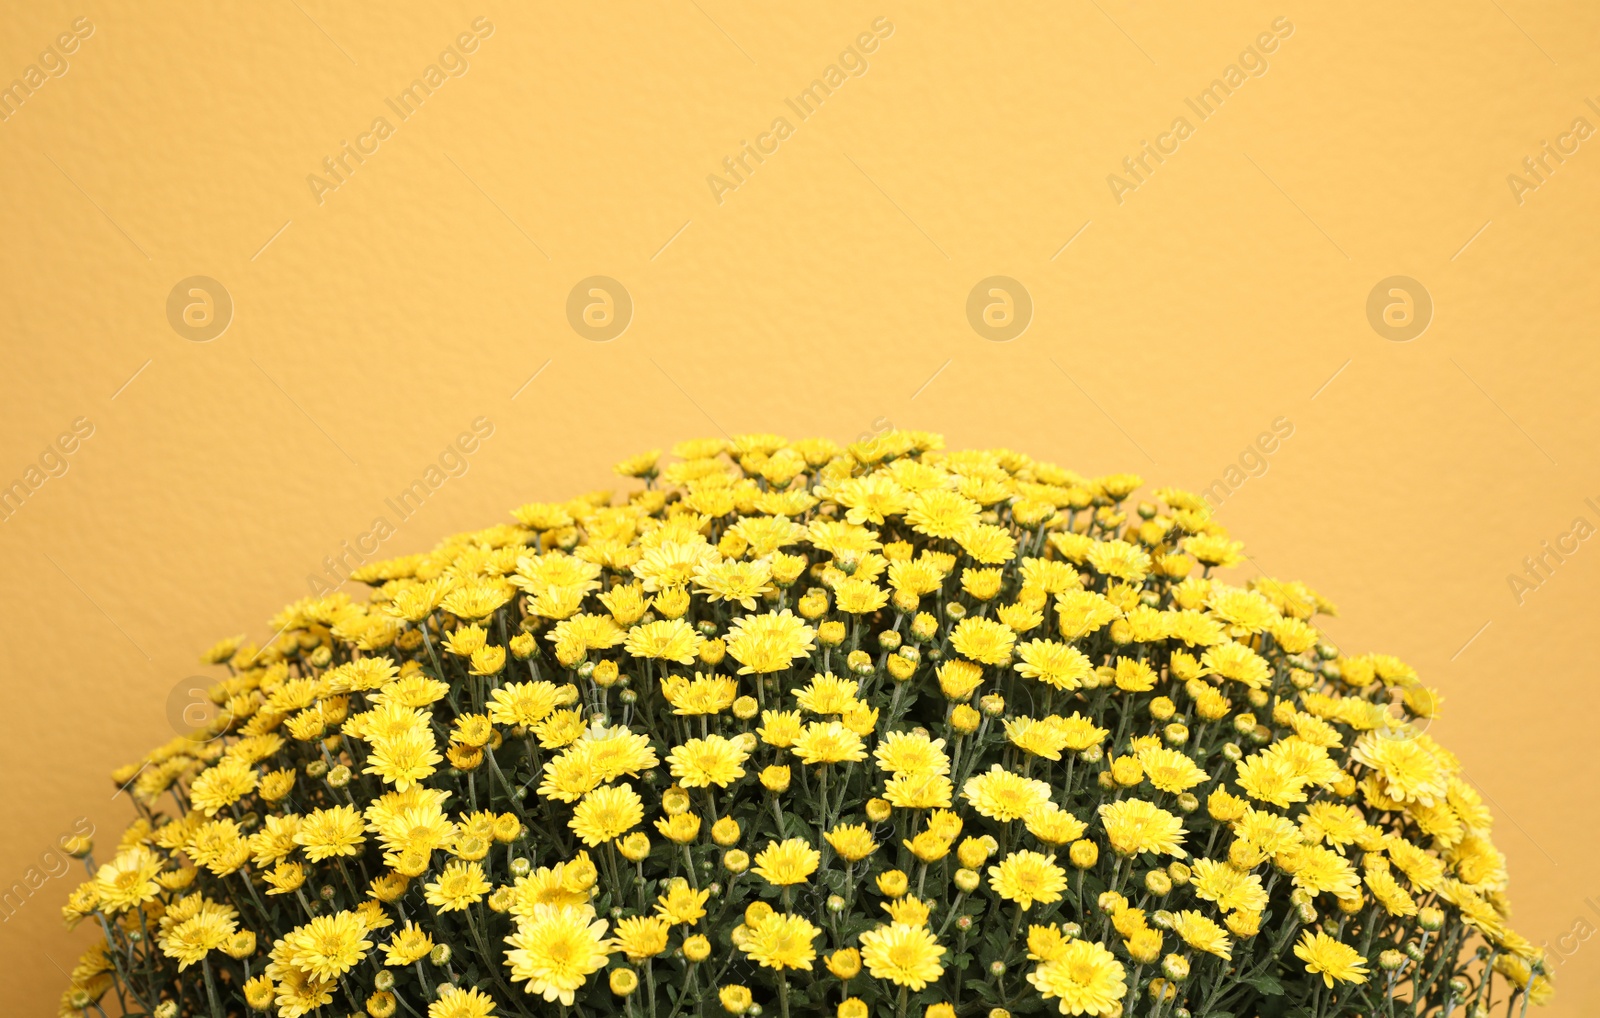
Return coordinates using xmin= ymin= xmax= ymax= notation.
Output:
xmin=824 ymin=823 xmax=879 ymax=863
xmin=504 ymin=905 xmax=615 ymax=1006
xmin=424 ymin=861 xmax=491 ymax=912
xmin=1294 ymin=930 xmax=1370 ymax=988
xmin=988 ymin=850 xmax=1068 ymax=910
xmin=570 ymin=782 xmax=645 ymax=847
xmin=793 ymin=721 xmax=868 ymax=765
xmin=65 ymin=433 xmax=1535 ymax=1018
xmin=948 ymin=617 xmax=1016 ymax=666
xmin=1099 ymin=799 xmax=1187 ymax=858
xmin=962 ymin=765 xmax=1052 ymax=822
xmin=752 ymin=838 xmax=821 ymax=886
xmin=1027 ymin=939 xmax=1127 ymax=1016
xmin=278 ymin=910 xmax=373 ymax=980
xmin=668 ymin=735 xmax=751 ymax=788
xmin=739 ymin=912 xmax=820 ymax=971
xmin=859 ymin=922 xmax=946 ymax=990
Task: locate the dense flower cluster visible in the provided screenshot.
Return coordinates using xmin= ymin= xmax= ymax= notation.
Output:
xmin=58 ymin=431 xmax=1550 ymax=1018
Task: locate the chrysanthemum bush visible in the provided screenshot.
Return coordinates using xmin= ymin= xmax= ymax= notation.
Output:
xmin=58 ymin=431 xmax=1550 ymax=1018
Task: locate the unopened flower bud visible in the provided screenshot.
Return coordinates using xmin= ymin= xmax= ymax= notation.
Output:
xmin=876 ymin=869 xmax=909 ymax=897
xmin=663 ymin=786 xmax=691 ymax=815
xmin=619 ymin=832 xmax=651 ymax=862
xmin=1069 ymin=839 xmax=1099 ymax=869
xmin=1110 ymin=756 xmax=1143 ymax=787
xmin=610 ymin=968 xmax=640 ymax=995
xmin=712 ymin=817 xmax=741 ymax=846
xmin=761 ymin=765 xmax=791 ymax=793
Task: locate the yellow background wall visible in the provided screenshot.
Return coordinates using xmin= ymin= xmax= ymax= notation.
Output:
xmin=3 ymin=2 xmax=1598 ymax=1013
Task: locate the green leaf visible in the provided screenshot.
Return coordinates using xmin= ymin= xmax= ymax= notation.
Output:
xmin=1246 ymin=972 xmax=1285 ymax=996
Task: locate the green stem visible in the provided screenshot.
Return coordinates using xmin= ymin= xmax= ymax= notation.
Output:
xmin=201 ymin=955 xmax=223 ymax=1018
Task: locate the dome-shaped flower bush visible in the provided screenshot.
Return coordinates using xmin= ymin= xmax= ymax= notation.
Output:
xmin=58 ymin=432 xmax=1549 ymax=1018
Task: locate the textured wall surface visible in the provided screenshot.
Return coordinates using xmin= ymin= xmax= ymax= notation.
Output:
xmin=2 ymin=2 xmax=1598 ymax=1013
